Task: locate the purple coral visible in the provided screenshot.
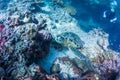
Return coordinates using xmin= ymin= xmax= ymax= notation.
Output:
xmin=0 ymin=24 xmax=4 ymax=32
xmin=0 ymin=24 xmax=7 ymax=47
xmin=94 ymin=54 xmax=120 ymax=80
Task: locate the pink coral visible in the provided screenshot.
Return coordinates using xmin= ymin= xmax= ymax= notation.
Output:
xmin=0 ymin=37 xmax=7 ymax=47
xmin=94 ymin=53 xmax=120 ymax=80
xmin=0 ymin=24 xmax=7 ymax=47
xmin=0 ymin=24 xmax=4 ymax=32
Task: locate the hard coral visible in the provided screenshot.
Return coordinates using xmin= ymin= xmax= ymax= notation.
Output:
xmin=23 ymin=11 xmax=32 ymax=23
xmin=0 ymin=24 xmax=4 ymax=32
xmin=38 ymin=30 xmax=52 ymax=41
xmin=5 ymin=17 xmax=21 ymax=27
xmin=29 ymin=63 xmax=47 ymax=80
xmin=94 ymin=53 xmax=120 ymax=80
xmin=0 ymin=15 xmax=52 ymax=79
xmin=52 ymin=0 xmax=64 ymax=7
xmin=46 ymin=74 xmax=59 ymax=80
xmin=0 ymin=24 xmax=7 ymax=47
xmin=51 ymin=57 xmax=82 ymax=79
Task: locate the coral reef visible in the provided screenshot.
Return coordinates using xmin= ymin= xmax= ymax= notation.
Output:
xmin=0 ymin=0 xmax=120 ymax=80
xmin=93 ymin=51 xmax=120 ymax=80
xmin=0 ymin=7 xmax=52 ymax=79
xmin=51 ymin=57 xmax=82 ymax=79
xmin=51 ymin=0 xmax=65 ymax=7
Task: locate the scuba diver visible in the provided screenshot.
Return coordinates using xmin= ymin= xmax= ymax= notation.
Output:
xmin=103 ymin=0 xmax=117 ymax=22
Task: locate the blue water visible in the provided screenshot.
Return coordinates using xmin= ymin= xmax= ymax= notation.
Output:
xmin=71 ymin=0 xmax=120 ymax=52
xmin=0 ymin=0 xmax=10 ymax=10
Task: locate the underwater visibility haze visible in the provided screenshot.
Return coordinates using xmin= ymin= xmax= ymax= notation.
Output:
xmin=0 ymin=0 xmax=120 ymax=80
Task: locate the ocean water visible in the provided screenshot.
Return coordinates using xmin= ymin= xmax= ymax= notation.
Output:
xmin=71 ymin=0 xmax=120 ymax=52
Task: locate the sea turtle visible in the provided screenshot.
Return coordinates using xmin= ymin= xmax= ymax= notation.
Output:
xmin=55 ymin=32 xmax=84 ymax=49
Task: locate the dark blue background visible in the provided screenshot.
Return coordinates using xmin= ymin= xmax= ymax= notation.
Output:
xmin=71 ymin=0 xmax=120 ymax=52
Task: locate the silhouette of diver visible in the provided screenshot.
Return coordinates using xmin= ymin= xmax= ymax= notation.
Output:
xmin=103 ymin=0 xmax=117 ymax=22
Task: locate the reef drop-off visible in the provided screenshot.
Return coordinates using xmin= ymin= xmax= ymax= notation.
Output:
xmin=0 ymin=0 xmax=120 ymax=80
